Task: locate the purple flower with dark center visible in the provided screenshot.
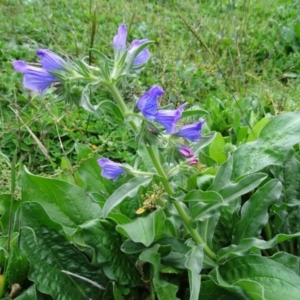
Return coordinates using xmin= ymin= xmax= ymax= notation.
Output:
xmin=129 ymin=39 xmax=151 ymax=66
xmin=136 ymin=85 xmax=164 ymax=121
xmin=176 ymin=121 xmax=205 ymax=142
xmin=187 ymin=157 xmax=199 ymax=166
xmin=13 ymin=49 xmax=65 ymax=95
xmin=113 ymin=24 xmax=127 ymax=52
xmin=177 ymin=144 xmax=194 ymax=158
xmin=98 ymin=158 xmax=125 ymax=181
xmin=154 ymin=103 xmax=187 ymax=134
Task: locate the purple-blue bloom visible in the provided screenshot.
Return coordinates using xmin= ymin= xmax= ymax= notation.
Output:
xmin=176 ymin=121 xmax=205 ymax=142
xmin=13 ymin=60 xmax=58 ymax=95
xmin=98 ymin=158 xmax=125 ymax=181
xmin=113 ymin=24 xmax=127 ymax=52
xmin=154 ymin=103 xmax=187 ymax=134
xmin=136 ymin=85 xmax=164 ymax=121
xmin=36 ymin=49 xmax=65 ymax=71
xmin=129 ymin=39 xmax=151 ymax=66
xmin=177 ymin=144 xmax=194 ymax=158
xmin=13 ymin=49 xmax=65 ymax=95
xmin=187 ymin=157 xmax=199 ymax=166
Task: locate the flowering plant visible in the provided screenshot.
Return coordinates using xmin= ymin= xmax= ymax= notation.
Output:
xmin=4 ymin=23 xmax=300 ymax=300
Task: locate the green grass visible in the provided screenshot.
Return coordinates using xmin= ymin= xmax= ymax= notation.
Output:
xmin=0 ymin=0 xmax=300 ymax=186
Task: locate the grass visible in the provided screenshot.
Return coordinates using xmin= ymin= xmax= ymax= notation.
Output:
xmin=0 ymin=0 xmax=300 ymax=189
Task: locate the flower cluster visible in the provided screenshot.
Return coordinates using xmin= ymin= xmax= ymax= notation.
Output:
xmin=13 ymin=49 xmax=65 ymax=95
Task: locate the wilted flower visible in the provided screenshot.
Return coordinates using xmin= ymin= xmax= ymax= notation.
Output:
xmin=154 ymin=103 xmax=187 ymax=133
xmin=98 ymin=158 xmax=125 ymax=181
xmin=136 ymin=85 xmax=164 ymax=121
xmin=113 ymin=24 xmax=127 ymax=52
xmin=187 ymin=157 xmax=199 ymax=166
xmin=13 ymin=49 xmax=65 ymax=95
xmin=177 ymin=144 xmax=194 ymax=158
xmin=176 ymin=121 xmax=205 ymax=142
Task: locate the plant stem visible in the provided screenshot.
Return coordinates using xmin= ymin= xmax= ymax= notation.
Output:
xmin=109 ymin=84 xmax=216 ymax=260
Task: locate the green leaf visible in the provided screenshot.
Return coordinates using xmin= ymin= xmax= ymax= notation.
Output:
xmin=192 ymin=132 xmax=216 ymax=155
xmin=75 ymin=143 xmax=108 ymax=195
xmin=0 ymin=194 xmax=20 ymax=235
xmin=20 ymin=202 xmax=107 ymax=300
xmin=217 ymin=233 xmax=300 ymax=262
xmin=219 ymin=173 xmax=267 ymax=203
xmin=71 ymin=218 xmax=141 ymax=285
xmin=21 ymin=168 xmax=102 ymax=236
xmin=98 ymin=100 xmax=124 ymax=121
xmin=209 ymin=132 xmax=227 ymax=164
xmin=270 ymin=252 xmax=300 ymax=275
xmin=14 ymin=284 xmax=38 ymax=300
xmin=233 ymin=111 xmax=300 ymax=178
xmin=200 ymin=280 xmax=248 ymax=300
xmin=181 ymin=109 xmax=209 ymax=118
xmin=232 ymin=179 xmax=282 ymax=243
xmin=185 ymin=245 xmax=203 ymax=300
xmin=184 ymin=190 xmax=226 ymax=221
xmin=117 ymin=210 xmax=165 ymax=247
xmin=208 ymin=156 xmax=233 ymax=191
xmin=102 ymin=176 xmax=152 ymax=218
xmin=213 ymin=255 xmax=300 ymax=300
xmin=246 ymin=117 xmax=270 ymax=142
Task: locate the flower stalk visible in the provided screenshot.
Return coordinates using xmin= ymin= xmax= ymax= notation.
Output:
xmin=109 ymin=83 xmax=216 ymax=261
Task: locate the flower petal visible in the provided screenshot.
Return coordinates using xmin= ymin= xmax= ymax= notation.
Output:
xmin=176 ymin=121 xmax=205 ymax=142
xmin=154 ymin=103 xmax=187 ymax=133
xmin=13 ymin=60 xmax=56 ymax=95
xmin=98 ymin=158 xmax=125 ymax=181
xmin=136 ymin=85 xmax=164 ymax=121
xmin=113 ymin=24 xmax=127 ymax=52
xmin=36 ymin=49 xmax=65 ymax=71
xmin=129 ymin=39 xmax=151 ymax=66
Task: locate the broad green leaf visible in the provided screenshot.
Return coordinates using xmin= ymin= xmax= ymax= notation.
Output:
xmin=200 ymin=280 xmax=248 ymax=300
xmin=247 ymin=117 xmax=270 ymax=142
xmin=20 ymin=202 xmax=106 ymax=300
xmin=232 ymin=179 xmax=282 ymax=244
xmin=208 ymin=156 xmax=233 ymax=191
xmin=181 ymin=109 xmax=209 ymax=118
xmin=219 ymin=173 xmax=267 ymax=203
xmin=112 ymin=282 xmax=125 ymax=300
xmin=21 ymin=168 xmax=102 ymax=236
xmin=184 ymin=191 xmax=226 ymax=221
xmin=270 ymin=252 xmax=300 ymax=275
xmin=209 ymin=132 xmax=227 ymax=164
xmin=102 ymin=176 xmax=152 ymax=218
xmin=217 ymin=233 xmax=300 ymax=262
xmin=185 ymin=245 xmax=203 ymax=300
xmin=116 ymin=210 xmax=165 ymax=247
xmin=233 ymin=111 xmax=300 ymax=178
xmin=75 ymin=143 xmax=109 ymax=195
xmin=213 ymin=255 xmax=300 ymax=300
xmin=71 ymin=218 xmax=141 ymax=285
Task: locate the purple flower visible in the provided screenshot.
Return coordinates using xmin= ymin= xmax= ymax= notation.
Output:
xmin=136 ymin=85 xmax=164 ymax=121
xmin=13 ymin=49 xmax=65 ymax=95
xmin=154 ymin=103 xmax=187 ymax=134
xmin=129 ymin=39 xmax=151 ymax=66
xmin=98 ymin=158 xmax=125 ymax=181
xmin=176 ymin=121 xmax=205 ymax=142
xmin=187 ymin=157 xmax=199 ymax=166
xmin=177 ymin=144 xmax=194 ymax=158
xmin=36 ymin=49 xmax=65 ymax=71
xmin=13 ymin=60 xmax=58 ymax=95
xmin=113 ymin=24 xmax=127 ymax=52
